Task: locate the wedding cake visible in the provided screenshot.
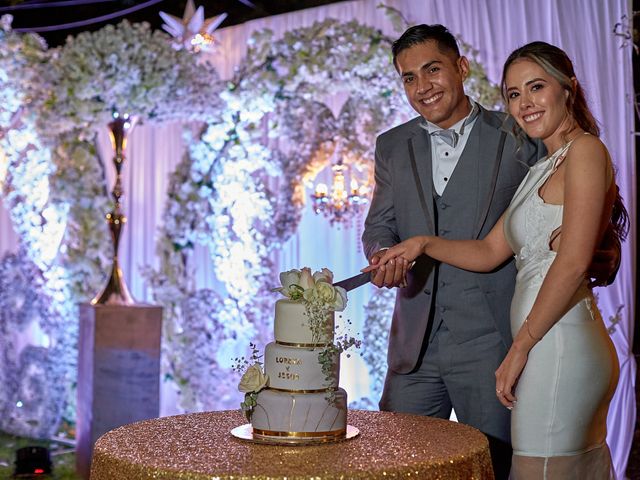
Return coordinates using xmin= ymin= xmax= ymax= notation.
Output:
xmin=237 ymin=268 xmax=352 ymax=442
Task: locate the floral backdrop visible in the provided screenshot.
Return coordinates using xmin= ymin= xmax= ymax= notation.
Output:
xmin=0 ymin=13 xmax=501 ymax=436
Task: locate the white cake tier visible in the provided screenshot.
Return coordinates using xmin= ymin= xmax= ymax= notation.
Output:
xmin=274 ymin=299 xmax=334 ymax=345
xmin=252 ymin=388 xmax=347 ymax=438
xmin=264 ymin=342 xmax=339 ymax=392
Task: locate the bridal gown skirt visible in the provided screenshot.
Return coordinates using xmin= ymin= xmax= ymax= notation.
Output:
xmin=510 ymin=277 xmax=619 ymax=479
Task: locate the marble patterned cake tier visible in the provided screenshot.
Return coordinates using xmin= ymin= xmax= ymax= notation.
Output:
xmin=251 ymin=388 xmax=347 ymax=438
xmin=264 ymin=342 xmax=339 ymax=391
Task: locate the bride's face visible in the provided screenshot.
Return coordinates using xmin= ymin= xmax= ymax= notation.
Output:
xmin=504 ymin=59 xmax=572 ymax=149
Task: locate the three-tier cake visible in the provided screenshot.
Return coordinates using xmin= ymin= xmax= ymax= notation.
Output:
xmin=237 ymin=267 xmax=349 ymax=442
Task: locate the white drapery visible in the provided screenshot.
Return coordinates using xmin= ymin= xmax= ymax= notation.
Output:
xmin=0 ymin=0 xmax=634 ymax=476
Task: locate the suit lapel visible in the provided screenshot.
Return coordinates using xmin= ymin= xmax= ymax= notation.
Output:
xmin=471 ymin=110 xmax=507 ymax=238
xmin=408 ymin=127 xmax=436 ymax=234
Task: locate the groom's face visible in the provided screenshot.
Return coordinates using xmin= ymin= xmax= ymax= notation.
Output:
xmin=396 ymin=40 xmax=470 ymax=129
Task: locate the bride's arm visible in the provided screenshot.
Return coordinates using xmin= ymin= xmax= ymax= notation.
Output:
xmin=363 ymin=213 xmax=514 ymax=273
xmin=496 ymin=135 xmax=613 ymax=406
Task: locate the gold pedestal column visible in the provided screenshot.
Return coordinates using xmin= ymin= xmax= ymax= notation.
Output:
xmin=92 ymin=112 xmax=137 ymax=305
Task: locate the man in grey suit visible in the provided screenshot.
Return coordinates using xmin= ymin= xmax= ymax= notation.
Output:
xmin=361 ymin=25 xmax=538 ymax=479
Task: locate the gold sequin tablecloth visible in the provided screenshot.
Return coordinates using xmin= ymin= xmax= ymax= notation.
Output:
xmin=90 ymin=409 xmax=494 ymax=479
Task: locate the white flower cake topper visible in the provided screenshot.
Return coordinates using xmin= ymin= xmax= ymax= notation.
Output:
xmin=273 ymin=267 xmax=347 ymax=311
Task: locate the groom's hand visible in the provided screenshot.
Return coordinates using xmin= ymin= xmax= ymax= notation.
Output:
xmin=369 ymin=250 xmax=406 ymax=289
xmin=587 ymin=224 xmax=621 ymax=287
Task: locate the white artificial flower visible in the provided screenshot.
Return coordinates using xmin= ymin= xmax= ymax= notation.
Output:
xmin=313 ymin=267 xmax=333 ymax=284
xmin=238 ymin=363 xmax=269 ymax=393
xmin=298 ymin=267 xmax=315 ymax=290
xmin=333 ymin=286 xmax=347 ymax=311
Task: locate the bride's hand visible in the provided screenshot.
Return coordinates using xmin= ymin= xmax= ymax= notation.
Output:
xmin=494 ymin=344 xmax=528 ymax=409
xmin=361 ymin=236 xmax=428 ymax=273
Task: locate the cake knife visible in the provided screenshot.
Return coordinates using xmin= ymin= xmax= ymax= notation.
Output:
xmin=333 ymin=271 xmax=371 ymax=292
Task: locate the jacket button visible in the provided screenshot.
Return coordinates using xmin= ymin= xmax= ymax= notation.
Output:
xmin=424 ymin=289 xmax=431 ymax=295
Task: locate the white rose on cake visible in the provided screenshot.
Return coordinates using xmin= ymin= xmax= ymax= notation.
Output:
xmin=238 ymin=363 xmax=269 ymax=393
xmin=298 ymin=267 xmax=315 ymax=290
xmin=304 ymin=281 xmax=347 ymax=312
xmin=313 ymin=268 xmax=334 ymax=284
xmin=276 ymin=269 xmax=303 ymax=299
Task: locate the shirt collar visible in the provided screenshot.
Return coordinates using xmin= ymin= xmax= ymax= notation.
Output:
xmin=420 ymin=98 xmax=479 ymax=135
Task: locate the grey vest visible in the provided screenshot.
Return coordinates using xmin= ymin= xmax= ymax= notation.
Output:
xmin=431 ymin=152 xmax=504 ymax=343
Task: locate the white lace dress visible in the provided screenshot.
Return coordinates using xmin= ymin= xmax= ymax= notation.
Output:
xmin=503 ymin=142 xmax=618 ymax=479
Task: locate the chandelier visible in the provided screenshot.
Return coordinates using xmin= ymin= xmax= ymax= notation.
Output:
xmin=310 ymin=140 xmax=370 ymax=226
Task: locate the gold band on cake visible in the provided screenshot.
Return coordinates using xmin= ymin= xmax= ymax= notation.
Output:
xmin=252 ymin=427 xmax=347 ymax=438
xmin=275 ymin=340 xmax=329 ymax=348
xmin=268 ymin=386 xmax=336 ymax=394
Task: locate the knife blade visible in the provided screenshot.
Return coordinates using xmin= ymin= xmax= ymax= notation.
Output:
xmin=333 ymin=271 xmax=371 ymax=292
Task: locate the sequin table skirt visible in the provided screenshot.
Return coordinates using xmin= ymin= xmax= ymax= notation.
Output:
xmin=90 ymin=409 xmax=494 ymax=479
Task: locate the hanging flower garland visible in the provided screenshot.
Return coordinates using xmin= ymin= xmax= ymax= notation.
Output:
xmin=37 ymin=20 xmax=222 ymax=137
xmin=0 ymin=15 xmax=52 ymax=265
xmin=0 ymin=16 xmax=76 ymax=438
xmin=349 ymin=288 xmax=395 ymax=409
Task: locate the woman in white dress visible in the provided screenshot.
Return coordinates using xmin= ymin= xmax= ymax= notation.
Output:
xmin=364 ymin=42 xmax=628 ymax=479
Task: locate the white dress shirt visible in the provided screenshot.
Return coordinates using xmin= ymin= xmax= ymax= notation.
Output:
xmin=422 ymin=101 xmax=479 ymax=196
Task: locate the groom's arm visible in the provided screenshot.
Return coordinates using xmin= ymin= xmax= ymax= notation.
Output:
xmin=362 ymin=137 xmax=400 ymax=258
xmin=362 ymin=137 xmax=404 ymax=287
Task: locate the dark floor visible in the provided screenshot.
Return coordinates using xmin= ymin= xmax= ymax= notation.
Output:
xmin=626 ymin=356 xmax=640 ymax=479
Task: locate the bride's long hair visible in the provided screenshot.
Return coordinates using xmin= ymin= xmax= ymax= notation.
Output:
xmin=501 ymin=41 xmax=598 ymax=139
xmin=501 ymin=41 xmax=628 ymax=245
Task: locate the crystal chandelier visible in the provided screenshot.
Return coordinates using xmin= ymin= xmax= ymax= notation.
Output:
xmin=311 ymin=141 xmax=370 ymax=226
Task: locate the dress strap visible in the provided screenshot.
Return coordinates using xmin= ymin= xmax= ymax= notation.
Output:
xmin=550 ymin=133 xmax=589 ymax=173
xmin=550 ymin=143 xmax=572 ymax=172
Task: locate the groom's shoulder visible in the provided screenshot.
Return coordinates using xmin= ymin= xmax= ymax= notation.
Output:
xmin=477 ymin=106 xmax=509 ymax=129
xmin=378 ymin=116 xmax=422 ymax=142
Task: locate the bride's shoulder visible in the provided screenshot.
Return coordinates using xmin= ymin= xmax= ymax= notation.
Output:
xmin=564 ymin=133 xmax=612 ymax=182
xmin=566 ymin=133 xmax=609 ymax=165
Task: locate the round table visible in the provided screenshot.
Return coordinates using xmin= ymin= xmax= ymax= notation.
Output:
xmin=90 ymin=409 xmax=494 ymax=479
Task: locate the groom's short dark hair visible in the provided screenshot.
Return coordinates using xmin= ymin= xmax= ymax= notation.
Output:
xmin=392 ymin=24 xmax=461 ymax=69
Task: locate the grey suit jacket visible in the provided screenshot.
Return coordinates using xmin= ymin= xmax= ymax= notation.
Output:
xmin=362 ymin=106 xmax=541 ymax=374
